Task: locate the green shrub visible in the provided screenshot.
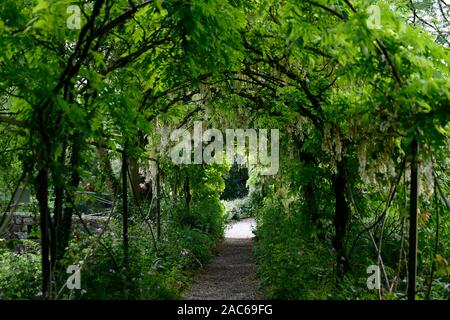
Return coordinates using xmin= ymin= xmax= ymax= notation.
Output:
xmin=254 ymin=198 xmax=336 ymax=299
xmin=0 ymin=239 xmax=41 ymax=299
xmin=223 ymin=197 xmax=253 ymax=221
xmin=58 ymin=203 xmax=222 ymax=300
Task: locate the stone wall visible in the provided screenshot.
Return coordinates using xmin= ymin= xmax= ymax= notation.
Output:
xmin=3 ymin=212 xmax=110 ymax=240
xmin=8 ymin=212 xmax=35 ymax=239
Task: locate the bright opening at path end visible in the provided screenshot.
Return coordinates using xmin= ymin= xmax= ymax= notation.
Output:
xmin=225 ymin=218 xmax=256 ymax=239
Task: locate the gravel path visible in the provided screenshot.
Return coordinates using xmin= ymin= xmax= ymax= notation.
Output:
xmin=185 ymin=218 xmax=258 ymax=300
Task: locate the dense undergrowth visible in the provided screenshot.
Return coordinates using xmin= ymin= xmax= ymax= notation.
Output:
xmin=0 ymin=163 xmax=227 ymax=300
xmin=252 ymin=150 xmax=450 ymax=300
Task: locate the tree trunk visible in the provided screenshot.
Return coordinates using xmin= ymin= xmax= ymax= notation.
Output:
xmin=36 ymin=167 xmax=52 ymax=298
xmin=333 ymin=160 xmax=350 ymax=279
xmin=57 ymin=140 xmax=81 ymax=264
xmin=296 ymin=134 xmax=320 ymax=228
xmin=51 ymin=143 xmax=67 ymax=271
xmin=303 ymin=182 xmax=319 ymax=226
xmin=156 ymin=161 xmax=161 ymax=240
xmin=122 ymin=149 xmax=129 ymax=273
xmin=408 ymin=138 xmax=419 ymax=300
xmin=129 ymin=156 xmax=141 ymax=204
xmin=184 ymin=170 xmax=191 ymax=209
